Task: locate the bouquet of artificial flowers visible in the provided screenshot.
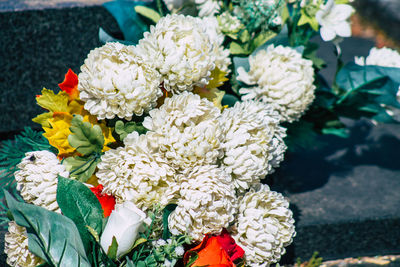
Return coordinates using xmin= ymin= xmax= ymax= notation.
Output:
xmin=1 ymin=0 xmax=400 ymax=266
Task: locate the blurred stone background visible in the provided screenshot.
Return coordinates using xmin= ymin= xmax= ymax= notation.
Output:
xmin=0 ymin=0 xmax=399 ymax=265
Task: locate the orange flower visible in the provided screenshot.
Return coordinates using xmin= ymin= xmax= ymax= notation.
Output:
xmin=184 ymin=234 xmax=235 ymax=267
xmin=90 ymin=184 xmax=116 ymax=217
xmin=58 ymin=68 xmax=79 ymax=100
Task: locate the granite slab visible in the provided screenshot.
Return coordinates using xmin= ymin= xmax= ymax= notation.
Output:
xmin=0 ymin=0 xmax=400 ymax=265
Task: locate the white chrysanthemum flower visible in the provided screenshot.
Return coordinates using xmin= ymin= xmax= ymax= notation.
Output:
xmin=201 ymin=16 xmax=231 ymax=74
xmin=220 ymin=101 xmax=287 ymax=193
xmin=233 ymin=184 xmax=296 ymax=266
xmin=195 ymin=0 xmax=221 ymax=17
xmin=143 ymin=92 xmax=223 ymax=170
xmin=96 ymin=132 xmax=178 ymax=210
xmin=4 ymin=221 xmax=44 ymax=267
xmin=168 ymin=165 xmax=237 ymax=241
xmin=315 ymin=0 xmax=354 ymax=42
xmin=355 ymin=47 xmax=400 ymax=68
xmin=14 ymin=150 xmax=68 ymax=213
xmin=78 ymin=42 xmax=162 ymax=120
xmin=238 ymin=45 xmax=316 ymax=122
xmin=137 ymin=14 xmax=216 ymax=93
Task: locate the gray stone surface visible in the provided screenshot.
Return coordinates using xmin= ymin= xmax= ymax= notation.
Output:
xmin=274 ymin=119 xmax=400 ymax=262
xmin=0 ymin=1 xmax=119 ymax=135
xmin=1 ymin=0 xmax=400 ymax=265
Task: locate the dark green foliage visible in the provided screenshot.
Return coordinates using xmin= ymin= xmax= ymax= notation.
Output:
xmin=0 ymin=127 xmax=53 ymax=229
xmin=5 ymin=191 xmax=91 ymax=267
xmin=56 ymin=176 xmax=104 ymax=253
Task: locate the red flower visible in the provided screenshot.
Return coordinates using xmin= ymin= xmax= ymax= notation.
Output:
xmin=216 ymin=229 xmax=245 ymax=262
xmin=183 ymin=230 xmax=245 ymax=267
xmin=58 ymin=69 xmax=79 ymax=100
xmin=90 ymin=184 xmax=116 ymax=217
xmin=184 ymin=234 xmax=235 ymax=267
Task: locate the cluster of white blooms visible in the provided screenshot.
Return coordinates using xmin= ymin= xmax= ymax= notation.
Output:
xmin=137 ymin=14 xmax=216 ymax=93
xmin=220 ymin=101 xmax=286 ymax=193
xmin=143 ymin=92 xmax=224 ymax=170
xmin=96 ymin=132 xmax=178 ymax=210
xmin=218 ymin=11 xmax=243 ymax=34
xmin=168 ymin=165 xmax=237 ymax=241
xmin=78 ymin=42 xmax=162 ymax=120
xmin=238 ymin=45 xmax=316 ymax=122
xmin=201 ymin=16 xmax=231 ymax=74
xmin=195 ymin=0 xmax=221 ymax=17
xmin=14 ymin=150 xmax=69 ymax=213
xmin=233 ymin=184 xmax=296 ymax=266
xmin=4 ymin=221 xmax=44 ymax=267
xmin=355 ymin=47 xmax=400 ymax=68
xmin=315 ymin=0 xmax=354 ymax=42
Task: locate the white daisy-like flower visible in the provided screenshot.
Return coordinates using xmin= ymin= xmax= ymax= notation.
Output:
xmin=14 ymin=150 xmax=69 ymax=213
xmin=168 ymin=165 xmax=237 ymax=241
xmin=137 ymin=14 xmax=216 ymax=93
xmin=315 ymin=0 xmax=354 ymax=42
xmin=238 ymin=45 xmax=316 ymax=122
xmin=219 ymin=101 xmax=287 ymax=193
xmin=96 ymin=132 xmax=178 ymax=210
xmin=78 ymin=42 xmax=162 ymax=120
xmin=233 ymin=184 xmax=296 ymax=266
xmin=143 ymin=92 xmax=223 ymax=170
xmin=355 ymin=47 xmax=400 ymax=68
xmin=201 ymin=16 xmax=231 ymax=74
xmin=4 ymin=221 xmax=44 ymax=267
xmin=195 ymin=0 xmax=221 ymax=17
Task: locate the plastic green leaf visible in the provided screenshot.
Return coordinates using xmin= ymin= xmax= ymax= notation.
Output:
xmin=115 ymin=120 xmax=147 ymax=141
xmin=185 ymin=251 xmax=199 ymax=267
xmin=107 ymin=236 xmax=119 ymax=261
xmin=222 ymin=94 xmax=240 ymax=107
xmin=229 ymin=42 xmax=250 ymax=55
xmin=98 ymin=27 xmax=135 ymax=45
xmin=63 ymin=155 xmax=100 ymax=182
xmin=135 ymin=6 xmax=161 ymax=24
xmin=102 ymin=1 xmax=153 ymax=44
xmin=68 ymin=115 xmax=104 ymax=156
xmin=4 ymin=191 xmax=91 ymax=267
xmin=56 ymin=176 xmax=104 ymax=251
xmin=162 ymin=204 xmax=177 ymax=240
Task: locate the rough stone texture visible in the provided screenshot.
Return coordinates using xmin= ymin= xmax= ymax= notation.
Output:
xmin=1 ymin=0 xmax=400 ymax=265
xmin=274 ymin=119 xmax=400 ymax=262
xmin=0 ymin=2 xmax=120 ymax=134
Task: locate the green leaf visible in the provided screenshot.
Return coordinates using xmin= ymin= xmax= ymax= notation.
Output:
xmin=4 ymin=191 xmax=91 ymax=267
xmin=107 ymin=236 xmax=119 ymax=261
xmin=321 ymin=127 xmax=349 ymax=138
xmin=68 ymin=115 xmax=104 ymax=156
xmin=185 ymin=251 xmax=199 ymax=267
xmin=115 ymin=120 xmax=147 ymax=141
xmin=102 ymin=1 xmax=153 ymax=44
xmin=162 ymin=204 xmax=177 ymax=240
xmin=229 ymin=42 xmax=250 ymax=55
xmin=335 ymin=63 xmax=400 ymax=120
xmin=135 ymin=6 xmax=161 ymax=24
xmin=222 ymin=94 xmax=240 ymax=107
xmin=252 ymin=31 xmax=277 ymax=50
xmin=56 ymin=176 xmax=104 ymax=251
xmin=63 ymin=155 xmax=100 ymax=182
xmin=132 ymin=237 xmax=147 ymax=250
